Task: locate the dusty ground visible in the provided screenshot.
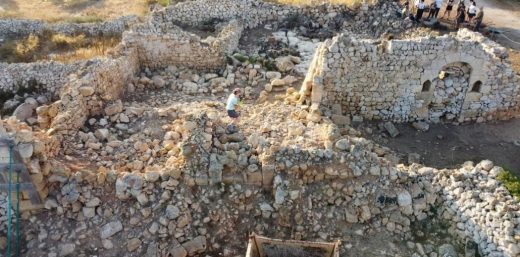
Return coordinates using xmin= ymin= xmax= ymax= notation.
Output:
xmin=0 ymin=0 xmax=149 ymax=21
xmin=363 ymin=119 xmax=520 ymax=176
xmin=477 ymin=0 xmax=520 ymax=50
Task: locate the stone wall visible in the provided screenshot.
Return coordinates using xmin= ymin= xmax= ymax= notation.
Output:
xmin=0 ymin=61 xmax=83 ymax=97
xmin=39 ymin=47 xmax=140 ymax=133
xmin=156 ymin=0 xmax=350 ymax=29
xmin=0 ymin=15 xmax=139 ymax=39
xmin=302 ymin=29 xmax=520 ymax=123
xmin=124 ymin=20 xmax=243 ymax=70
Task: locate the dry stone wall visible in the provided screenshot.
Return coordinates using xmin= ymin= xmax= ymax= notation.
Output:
xmin=39 ymin=48 xmax=139 ymax=133
xmin=157 ymin=0 xmax=350 ymax=29
xmin=302 ymin=29 xmax=520 ymax=123
xmin=124 ymin=20 xmax=243 ymax=70
xmin=0 ymin=16 xmax=139 ymax=39
xmin=0 ymin=61 xmax=83 ymax=97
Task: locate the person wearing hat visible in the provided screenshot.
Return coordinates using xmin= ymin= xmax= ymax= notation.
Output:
xmin=226 ymin=88 xmax=241 ymax=125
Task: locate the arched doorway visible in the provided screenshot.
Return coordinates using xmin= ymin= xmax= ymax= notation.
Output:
xmin=427 ymin=62 xmax=472 ymax=122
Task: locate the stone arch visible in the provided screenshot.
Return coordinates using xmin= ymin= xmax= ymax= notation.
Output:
xmin=416 ymin=62 xmax=474 ymax=122
xmin=420 ymin=53 xmax=487 ymax=90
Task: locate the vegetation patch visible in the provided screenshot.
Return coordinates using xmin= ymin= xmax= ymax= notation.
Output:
xmin=0 ymin=32 xmax=120 ymax=63
xmin=497 ymin=169 xmax=520 ymax=199
xmin=148 ymin=0 xmax=171 ymax=7
xmin=510 ymin=49 xmax=520 ymax=75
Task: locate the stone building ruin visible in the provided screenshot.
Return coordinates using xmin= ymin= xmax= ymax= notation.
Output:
xmin=300 ymin=30 xmax=520 ymax=123
xmin=0 ymin=0 xmax=519 ymax=256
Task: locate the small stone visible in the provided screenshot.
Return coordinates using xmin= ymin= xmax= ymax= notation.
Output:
xmin=480 ymin=160 xmax=494 ymax=171
xmin=58 ymin=243 xmax=75 ymax=256
xmin=412 ymin=121 xmax=429 ymax=131
xmin=79 ymin=86 xmax=95 ymax=96
xmin=104 ymin=100 xmax=123 ymax=116
xmin=335 ymin=139 xmax=350 ymax=151
xmin=384 ymin=122 xmax=399 ymax=137
xmin=152 ymin=76 xmax=166 ymax=87
xmin=182 ymin=236 xmax=206 ymax=255
xmin=165 ymin=205 xmax=180 ymax=219
xmin=102 ymin=239 xmax=114 ymax=249
xmin=438 ymin=244 xmax=457 ymax=257
xmin=397 ymin=191 xmax=412 ymax=207
xmin=127 ymin=238 xmax=142 ymax=252
xmin=82 ymin=207 xmax=96 ymax=218
xmin=100 ymin=220 xmax=123 ymax=239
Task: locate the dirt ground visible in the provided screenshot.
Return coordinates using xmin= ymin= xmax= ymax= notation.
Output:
xmin=0 ymin=0 xmax=149 ymax=21
xmin=477 ymin=0 xmax=520 ymax=50
xmin=362 ymin=119 xmax=520 ymax=176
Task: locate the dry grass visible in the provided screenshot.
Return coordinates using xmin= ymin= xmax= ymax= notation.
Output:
xmin=0 ymin=0 xmax=150 ymax=22
xmin=510 ymin=49 xmax=520 ymax=75
xmin=0 ymin=32 xmax=120 ymax=63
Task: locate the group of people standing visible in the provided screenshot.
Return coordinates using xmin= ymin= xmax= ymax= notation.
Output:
xmin=403 ymin=0 xmax=485 ymax=31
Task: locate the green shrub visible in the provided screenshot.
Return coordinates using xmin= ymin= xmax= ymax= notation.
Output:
xmin=232 ymin=53 xmax=248 ymax=63
xmin=497 ymin=169 xmax=520 ymax=199
xmin=147 ymin=0 xmax=170 ymax=6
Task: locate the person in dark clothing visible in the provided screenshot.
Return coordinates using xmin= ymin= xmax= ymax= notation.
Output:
xmin=442 ymin=0 xmax=455 ymax=19
xmin=416 ymin=0 xmax=426 ymax=21
xmin=456 ymin=4 xmax=466 ymax=28
xmin=473 ymin=6 xmax=484 ymax=31
xmin=427 ymin=1 xmax=437 ymax=19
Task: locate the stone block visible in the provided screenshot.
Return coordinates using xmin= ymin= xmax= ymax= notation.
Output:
xmin=262 ymin=164 xmax=275 ymax=188
xmin=246 ymin=172 xmax=262 ymax=186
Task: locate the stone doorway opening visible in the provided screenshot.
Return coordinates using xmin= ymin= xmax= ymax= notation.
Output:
xmin=426 ymin=62 xmax=472 ymax=122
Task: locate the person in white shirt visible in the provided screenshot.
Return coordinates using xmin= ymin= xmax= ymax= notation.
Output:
xmin=415 ymin=0 xmax=426 ymax=21
xmin=467 ymin=1 xmax=477 ymax=21
xmin=226 ymin=88 xmax=241 ymax=125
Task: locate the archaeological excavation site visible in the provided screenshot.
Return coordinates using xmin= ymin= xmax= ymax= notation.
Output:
xmin=0 ymin=0 xmax=519 ymax=256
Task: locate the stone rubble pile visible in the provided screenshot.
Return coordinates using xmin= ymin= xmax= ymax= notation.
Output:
xmin=0 ymin=0 xmax=519 ymax=256
xmin=434 ymin=160 xmax=520 ymax=256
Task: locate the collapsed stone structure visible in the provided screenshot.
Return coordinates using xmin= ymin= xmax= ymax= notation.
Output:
xmin=300 ymin=29 xmax=520 ymax=123
xmin=0 ymin=0 xmax=519 ymax=256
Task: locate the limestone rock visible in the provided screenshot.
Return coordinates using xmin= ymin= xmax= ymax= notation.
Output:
xmin=127 ymin=238 xmax=142 ymax=252
xmin=58 ymin=243 xmax=75 ymax=256
xmin=79 ymin=86 xmax=95 ymax=96
xmin=384 ymin=122 xmax=399 ymax=137
xmin=115 ymin=173 xmax=143 ymax=199
xmin=412 ymin=121 xmax=429 ymax=131
xmin=165 ymin=205 xmax=180 ymax=220
xmin=182 ymin=236 xmax=206 ymax=256
xmin=13 ymin=103 xmax=34 ymax=121
xmin=335 ymin=139 xmax=350 ymax=151
xmin=104 ymin=100 xmax=123 ymax=116
xmin=438 ymin=244 xmax=457 ymax=257
xmin=397 ymin=191 xmax=412 ymax=207
xmin=100 ymin=220 xmax=123 ymax=239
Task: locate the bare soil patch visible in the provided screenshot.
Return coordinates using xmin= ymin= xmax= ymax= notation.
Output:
xmin=362 ymin=119 xmax=520 ymax=176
